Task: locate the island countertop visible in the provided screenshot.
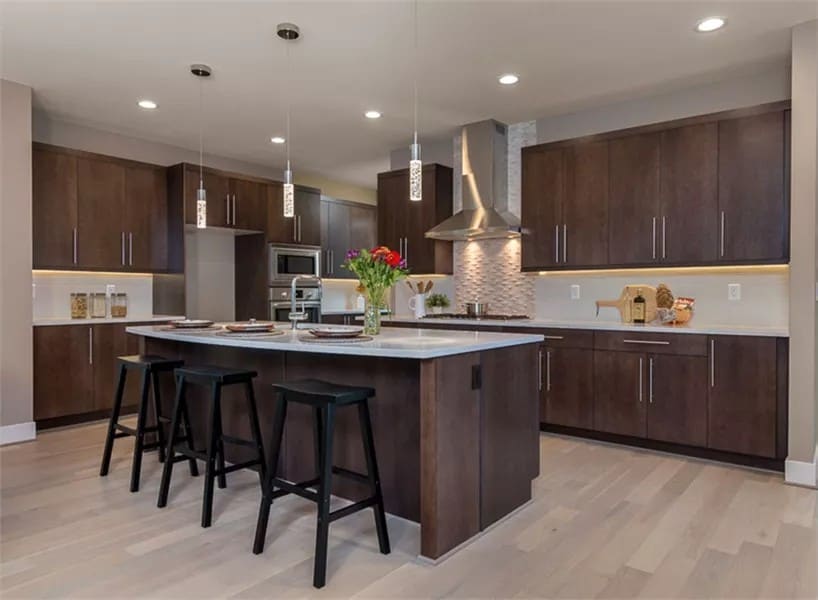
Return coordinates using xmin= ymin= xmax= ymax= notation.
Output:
xmin=126 ymin=324 xmax=544 ymax=359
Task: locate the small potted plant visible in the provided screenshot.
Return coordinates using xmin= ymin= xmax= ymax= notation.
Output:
xmin=425 ymin=293 xmax=450 ymax=315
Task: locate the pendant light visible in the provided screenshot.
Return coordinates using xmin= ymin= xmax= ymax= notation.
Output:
xmin=277 ymin=22 xmax=300 ymax=218
xmin=409 ymin=0 xmax=422 ymax=202
xmin=191 ymin=63 xmax=212 ymax=229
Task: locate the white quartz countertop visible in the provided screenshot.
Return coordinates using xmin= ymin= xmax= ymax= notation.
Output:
xmin=34 ymin=315 xmax=185 ymax=327
xmin=126 ymin=324 xmax=544 ymax=359
xmin=380 ymin=315 xmax=789 ymax=338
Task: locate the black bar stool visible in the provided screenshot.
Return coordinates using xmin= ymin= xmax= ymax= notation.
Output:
xmin=252 ymin=379 xmax=390 ymax=589
xmin=157 ymin=365 xmax=266 ymax=528
xmin=99 ymin=355 xmax=197 ymax=492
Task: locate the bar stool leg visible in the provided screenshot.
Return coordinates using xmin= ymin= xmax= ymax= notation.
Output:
xmin=157 ymin=376 xmax=186 ymax=508
xmin=358 ymin=399 xmax=391 ymax=554
xmin=312 ymin=407 xmax=323 ymax=480
xmin=202 ymin=382 xmax=222 ymax=528
xmin=180 ymin=394 xmax=200 ymax=477
xmin=129 ymin=368 xmax=152 ymax=493
xmin=214 ymin=395 xmax=227 ymax=490
xmin=313 ymin=404 xmax=336 ymax=589
xmin=151 ymin=370 xmax=167 ymax=464
xmin=100 ymin=363 xmax=127 ymax=477
xmin=244 ymin=381 xmax=267 ymax=486
xmin=253 ymin=395 xmax=288 ymax=554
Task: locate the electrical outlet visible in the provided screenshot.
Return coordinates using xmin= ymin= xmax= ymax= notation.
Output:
xmin=570 ymin=284 xmax=581 ymax=300
xmin=106 ymin=284 xmax=116 ymax=296
xmin=728 ymin=283 xmax=741 ymax=301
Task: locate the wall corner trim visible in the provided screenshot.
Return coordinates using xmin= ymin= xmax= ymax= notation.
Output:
xmin=0 ymin=422 xmax=37 ymax=446
xmin=784 ymin=444 xmax=818 ymax=488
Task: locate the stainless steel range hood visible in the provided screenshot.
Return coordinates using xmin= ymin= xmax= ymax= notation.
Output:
xmin=425 ymin=119 xmax=523 ymax=241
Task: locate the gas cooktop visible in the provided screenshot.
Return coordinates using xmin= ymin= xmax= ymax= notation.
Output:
xmin=421 ymin=313 xmax=530 ymax=321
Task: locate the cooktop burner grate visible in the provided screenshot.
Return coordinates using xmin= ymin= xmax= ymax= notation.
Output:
xmin=421 ymin=313 xmax=530 ymax=321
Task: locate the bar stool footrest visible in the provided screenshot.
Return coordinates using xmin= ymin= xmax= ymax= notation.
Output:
xmin=332 ymin=466 xmax=370 ymax=485
xmin=172 ymin=447 xmax=207 ymax=462
xmin=220 ymin=434 xmax=258 ymax=449
xmin=114 ymin=424 xmax=137 ymax=436
xmin=329 ymin=497 xmax=378 ymax=523
xmin=270 ymin=477 xmax=320 ymax=502
xmin=218 ymin=459 xmax=261 ymax=476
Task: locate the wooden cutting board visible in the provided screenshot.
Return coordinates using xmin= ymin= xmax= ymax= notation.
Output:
xmin=596 ymin=285 xmax=658 ymax=323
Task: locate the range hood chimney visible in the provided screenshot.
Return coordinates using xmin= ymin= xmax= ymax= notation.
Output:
xmin=425 ymin=119 xmax=523 ymax=241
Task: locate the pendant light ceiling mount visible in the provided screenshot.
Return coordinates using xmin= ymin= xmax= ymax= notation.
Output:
xmin=190 ymin=63 xmax=212 ymax=78
xmin=276 ymin=23 xmax=300 ymax=41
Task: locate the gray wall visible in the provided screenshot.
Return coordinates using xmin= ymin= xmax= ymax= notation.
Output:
xmin=1 ymin=80 xmax=34 ymax=433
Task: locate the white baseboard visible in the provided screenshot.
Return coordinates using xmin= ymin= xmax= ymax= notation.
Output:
xmin=0 ymin=421 xmax=36 ymax=446
xmin=785 ymin=444 xmax=818 ymax=488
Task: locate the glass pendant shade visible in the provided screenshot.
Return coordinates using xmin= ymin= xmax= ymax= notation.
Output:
xmin=283 ymin=162 xmax=295 ymax=218
xmin=409 ymin=140 xmax=422 ymax=202
xmin=196 ymin=184 xmax=207 ymax=229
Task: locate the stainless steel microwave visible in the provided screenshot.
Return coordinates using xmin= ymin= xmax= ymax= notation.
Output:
xmin=268 ymin=245 xmax=321 ymax=285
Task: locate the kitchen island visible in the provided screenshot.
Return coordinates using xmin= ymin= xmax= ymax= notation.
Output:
xmin=127 ymin=325 xmax=543 ymax=560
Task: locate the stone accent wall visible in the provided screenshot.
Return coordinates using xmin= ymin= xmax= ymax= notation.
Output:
xmin=452 ymin=120 xmax=537 ymax=315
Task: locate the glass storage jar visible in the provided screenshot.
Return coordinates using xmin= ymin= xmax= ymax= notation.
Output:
xmin=70 ymin=293 xmax=88 ymax=319
xmin=111 ymin=293 xmax=128 ymax=318
xmin=90 ymin=293 xmax=107 ymax=318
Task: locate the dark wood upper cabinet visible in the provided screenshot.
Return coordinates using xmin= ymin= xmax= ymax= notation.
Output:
xmin=659 ymin=123 xmax=718 ymax=264
xmin=709 ymin=336 xmax=779 ymax=458
xmin=543 ymin=346 xmax=594 ymax=429
xmin=265 ymin=183 xmax=290 ymax=243
xmin=647 ymin=354 xmax=708 ymax=447
xmin=125 ymin=164 xmax=167 ymax=271
xmin=718 ymin=111 xmax=788 ymax=262
xmin=593 ymin=350 xmax=647 ymax=438
xmin=232 ymin=178 xmax=267 ymax=232
xmin=521 ymin=147 xmax=562 ymax=270
xmin=295 ymin=187 xmax=322 ymax=246
xmin=608 ymin=133 xmax=661 ymax=266
xmin=321 ymin=198 xmax=376 ymax=278
xmin=32 ymin=147 xmax=78 ymax=269
xmin=377 ymin=164 xmax=453 ymax=275
xmin=520 ymin=103 xmax=789 ymax=271
xmin=77 ymin=157 xmax=126 ymax=269
xmin=34 ymin=325 xmax=93 ymax=420
xmin=564 ymin=141 xmax=609 ymax=266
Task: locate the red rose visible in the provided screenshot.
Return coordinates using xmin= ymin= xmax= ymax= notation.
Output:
xmin=384 ymin=251 xmax=401 ymax=267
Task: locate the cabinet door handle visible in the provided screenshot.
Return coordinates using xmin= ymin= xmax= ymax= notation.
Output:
xmin=720 ymin=211 xmax=725 ymax=257
xmin=226 ymin=194 xmax=231 ymax=226
xmin=72 ymin=228 xmax=78 ymax=264
xmin=652 ymin=217 xmax=657 ymax=260
xmin=544 ymin=335 xmax=564 ymax=341
xmin=710 ymin=339 xmax=715 ymax=388
xmin=649 ymin=357 xmax=654 ymax=403
xmin=661 ymin=216 xmax=666 ymax=259
xmin=293 ymin=214 xmax=297 ymax=240
xmin=623 ymin=339 xmax=670 ymax=346
xmin=562 ymin=224 xmax=567 ymax=263
xmin=121 ymin=232 xmax=126 ymax=265
xmin=232 ymin=194 xmax=237 ymax=226
xmin=554 ymin=225 xmax=560 ymax=263
xmin=546 ymin=350 xmax=551 ymax=392
xmin=88 ymin=327 xmax=93 ymax=365
xmin=329 ymin=250 xmax=334 ymax=274
xmin=404 ymin=237 xmax=408 ymax=265
xmin=297 ymin=216 xmax=302 ymax=242
xmin=128 ymin=232 xmax=133 ymax=266
xmin=538 ymin=349 xmax=543 ymax=392
xmin=638 ymin=357 xmax=643 ymax=403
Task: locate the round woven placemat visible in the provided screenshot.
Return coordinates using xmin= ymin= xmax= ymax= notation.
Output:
xmin=214 ymin=330 xmax=286 ymax=339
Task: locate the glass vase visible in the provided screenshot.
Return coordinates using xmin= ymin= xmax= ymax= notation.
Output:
xmin=363 ymin=290 xmax=385 ymax=335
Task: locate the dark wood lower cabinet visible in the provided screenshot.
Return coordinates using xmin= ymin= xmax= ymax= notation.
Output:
xmin=593 ymin=350 xmax=647 ymax=437
xmin=543 ymin=347 xmax=594 ymax=429
xmin=647 ymin=354 xmax=708 ymax=447
xmin=34 ymin=322 xmax=152 ymax=426
xmin=708 ymin=336 xmax=778 ymax=458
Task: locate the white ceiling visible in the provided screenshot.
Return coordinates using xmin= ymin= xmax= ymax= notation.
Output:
xmin=2 ymin=1 xmax=816 ymax=188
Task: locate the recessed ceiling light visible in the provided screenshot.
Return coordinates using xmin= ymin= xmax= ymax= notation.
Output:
xmin=498 ymin=73 xmax=519 ymax=85
xmin=696 ymin=17 xmax=726 ymax=32
xmin=364 ymin=110 xmax=382 ymax=119
xmin=270 ymin=136 xmax=286 ymax=144
xmin=137 ymin=99 xmax=158 ymax=110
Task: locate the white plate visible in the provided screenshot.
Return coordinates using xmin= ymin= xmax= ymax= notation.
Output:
xmin=225 ymin=321 xmax=276 ymax=333
xmin=308 ymin=326 xmax=364 ymax=339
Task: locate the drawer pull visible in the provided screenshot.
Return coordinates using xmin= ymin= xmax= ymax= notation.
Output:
xmin=623 ymin=339 xmax=670 ymax=346
xmin=638 ymin=357 xmax=643 ymax=403
xmin=544 ymin=335 xmax=564 ymax=341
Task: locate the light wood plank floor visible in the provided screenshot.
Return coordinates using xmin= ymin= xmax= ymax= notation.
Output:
xmin=1 ymin=420 xmax=816 ymax=599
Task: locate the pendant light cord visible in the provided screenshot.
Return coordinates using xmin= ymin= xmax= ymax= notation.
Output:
xmin=413 ymin=0 xmax=418 ymax=144
xmin=286 ymin=40 xmax=291 ymax=170
xmin=198 ymin=76 xmax=204 ymax=186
